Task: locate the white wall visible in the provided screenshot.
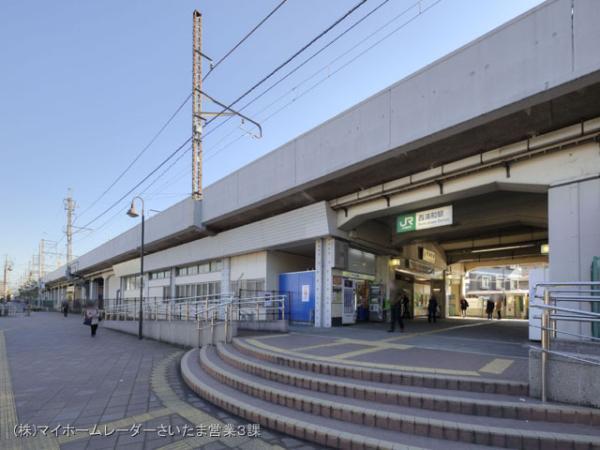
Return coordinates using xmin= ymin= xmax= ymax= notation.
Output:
xmin=230 ymin=252 xmax=267 ymax=282
xmin=266 ymin=251 xmax=315 ymax=291
xmin=549 ymin=177 xmax=600 ymax=338
xmin=105 ymin=275 xmax=119 ymax=299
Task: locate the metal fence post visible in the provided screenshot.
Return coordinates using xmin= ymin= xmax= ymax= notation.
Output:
xmin=224 ymin=304 xmax=229 ymax=343
xmin=541 ymin=289 xmax=550 ymax=403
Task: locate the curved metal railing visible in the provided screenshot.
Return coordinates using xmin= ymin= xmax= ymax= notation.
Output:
xmin=532 ymin=282 xmax=600 ymax=402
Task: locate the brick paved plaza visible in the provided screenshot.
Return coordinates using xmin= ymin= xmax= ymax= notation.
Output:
xmin=0 ymin=312 xmax=319 ymax=450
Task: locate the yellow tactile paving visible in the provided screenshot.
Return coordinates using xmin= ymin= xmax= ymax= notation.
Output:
xmin=245 ymin=338 xmax=481 ymax=377
xmin=294 ymin=338 xmax=412 ymax=353
xmin=1 ymin=330 xmax=60 ymax=450
xmin=381 ymin=320 xmax=492 ymax=343
xmin=479 ymin=358 xmax=514 ymax=375
xmin=0 ymin=330 xmax=22 ymax=450
xmin=152 ymin=351 xmax=275 ymax=450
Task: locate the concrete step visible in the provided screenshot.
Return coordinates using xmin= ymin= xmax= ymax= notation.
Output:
xmin=217 ymin=342 xmax=600 ymax=426
xmin=199 ymin=345 xmax=600 ymax=449
xmin=232 ymin=337 xmax=529 ymax=396
xmin=180 ymin=348 xmax=498 ymax=450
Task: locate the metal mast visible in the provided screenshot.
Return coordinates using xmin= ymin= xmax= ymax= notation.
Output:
xmin=192 ymin=10 xmax=203 ymax=200
xmin=2 ymin=256 xmax=12 ymax=299
xmin=64 ymin=189 xmax=76 ymax=264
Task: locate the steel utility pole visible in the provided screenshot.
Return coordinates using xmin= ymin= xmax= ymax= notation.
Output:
xmin=64 ymin=189 xmax=76 ymax=264
xmin=192 ymin=10 xmax=203 ymax=200
xmin=2 ymin=256 xmax=12 ymax=300
xmin=38 ymin=239 xmax=45 ymax=305
xmin=189 ymin=10 xmax=261 ymax=201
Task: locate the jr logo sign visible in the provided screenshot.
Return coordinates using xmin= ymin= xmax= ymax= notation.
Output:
xmin=396 ymin=213 xmax=416 ymax=233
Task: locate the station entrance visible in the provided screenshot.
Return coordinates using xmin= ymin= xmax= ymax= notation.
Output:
xmin=335 ymin=190 xmax=549 ymax=327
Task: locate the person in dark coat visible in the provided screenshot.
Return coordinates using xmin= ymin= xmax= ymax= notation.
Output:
xmin=459 ymin=297 xmax=469 ymax=318
xmin=402 ymin=293 xmax=411 ymax=319
xmin=387 ymin=291 xmax=404 ymax=332
xmin=61 ymin=299 xmax=69 ymax=317
xmin=427 ymin=295 xmax=438 ymax=323
xmin=486 ymin=299 xmax=495 ymax=320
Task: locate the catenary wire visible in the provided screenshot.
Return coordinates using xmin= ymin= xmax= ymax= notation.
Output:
xmin=78 ymin=136 xmax=192 ymax=230
xmin=67 ymin=1 xmax=364 ymax=240
xmin=203 ymin=0 xmax=397 ymax=144
xmin=74 ymin=145 xmax=192 ymax=244
xmin=70 ymin=0 xmax=428 ymax=246
xmin=203 ymin=0 xmax=423 ymax=159
xmin=76 ymin=94 xmax=191 ymax=222
xmin=201 ymin=0 xmax=367 ymax=132
xmin=205 ymin=0 xmax=442 ymax=162
xmin=203 ymin=0 xmax=289 ymax=81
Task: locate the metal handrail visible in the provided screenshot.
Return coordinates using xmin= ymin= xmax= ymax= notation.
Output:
xmin=102 ymin=294 xmax=289 ymax=340
xmin=535 ymin=282 xmax=600 ymax=402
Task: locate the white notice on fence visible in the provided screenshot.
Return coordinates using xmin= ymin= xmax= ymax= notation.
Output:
xmin=301 ymin=285 xmax=310 ymax=302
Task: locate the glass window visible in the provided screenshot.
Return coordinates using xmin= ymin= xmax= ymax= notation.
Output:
xmin=124 ymin=275 xmax=141 ymax=291
xmin=495 ymin=277 xmax=503 ymax=290
xmin=198 ymin=263 xmax=210 ymax=274
xmin=210 ymin=260 xmax=223 ymax=272
xmin=150 ymin=270 xmax=169 ymax=280
xmin=481 ymin=276 xmax=490 ymax=289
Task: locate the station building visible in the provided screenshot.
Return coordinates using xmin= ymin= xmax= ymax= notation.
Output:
xmin=43 ymin=0 xmax=600 ymax=337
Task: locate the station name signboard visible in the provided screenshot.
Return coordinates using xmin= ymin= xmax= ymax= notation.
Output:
xmin=396 ymin=205 xmax=453 ymax=233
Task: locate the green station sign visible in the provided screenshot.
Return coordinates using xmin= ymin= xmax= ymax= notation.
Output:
xmin=396 ymin=205 xmax=453 ymax=234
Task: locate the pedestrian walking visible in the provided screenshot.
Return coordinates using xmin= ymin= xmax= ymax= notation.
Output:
xmin=485 ymin=299 xmax=494 ymax=320
xmin=61 ymin=299 xmax=69 ymax=318
xmin=402 ymin=292 xmax=411 ymax=319
xmin=427 ymin=295 xmax=438 ymax=323
xmin=387 ymin=290 xmax=404 ymax=332
xmin=84 ymin=302 xmax=100 ymax=337
xmin=496 ymin=296 xmax=504 ymax=320
xmin=459 ymin=297 xmax=469 ymax=318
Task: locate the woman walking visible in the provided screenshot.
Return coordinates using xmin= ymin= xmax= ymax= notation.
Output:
xmin=84 ymin=302 xmax=100 ymax=337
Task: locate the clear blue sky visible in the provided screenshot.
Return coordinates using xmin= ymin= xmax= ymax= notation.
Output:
xmin=0 ymin=0 xmax=543 ymax=287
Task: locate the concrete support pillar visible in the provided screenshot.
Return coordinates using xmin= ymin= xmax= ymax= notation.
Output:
xmin=88 ymin=280 xmax=95 ymax=301
xmin=549 ymin=176 xmax=600 ymax=339
xmin=315 ymin=237 xmax=335 ymax=328
xmin=169 ymin=268 xmax=177 ymax=300
xmin=221 ymin=258 xmax=231 ymax=296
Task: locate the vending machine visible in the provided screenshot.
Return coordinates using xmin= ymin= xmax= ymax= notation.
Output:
xmin=342 ymin=279 xmax=356 ymax=325
xmin=369 ymin=283 xmax=384 ymax=322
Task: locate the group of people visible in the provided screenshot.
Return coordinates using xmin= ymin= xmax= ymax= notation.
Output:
xmin=387 ymin=290 xmax=439 ymax=332
xmin=459 ymin=296 xmax=504 ymax=320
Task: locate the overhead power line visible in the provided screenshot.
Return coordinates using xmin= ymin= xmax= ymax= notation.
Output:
xmin=202 ymin=0 xmax=367 ymax=133
xmin=204 ymin=0 xmax=442 ymax=162
xmin=203 ymin=0 xmax=289 ymax=81
xmin=76 ymin=93 xmax=191 ymax=222
xmin=204 ymin=0 xmax=395 ymax=143
xmin=79 ymin=136 xmax=192 ymax=230
xmin=69 ymin=1 xmax=367 ymax=245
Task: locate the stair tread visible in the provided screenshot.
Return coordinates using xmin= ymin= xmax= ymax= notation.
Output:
xmin=236 ymin=337 xmax=526 ymax=387
xmin=183 ymin=349 xmax=499 ymax=450
xmin=206 ymin=345 xmax=600 ymax=439
xmin=224 ymin=341 xmax=538 ymax=405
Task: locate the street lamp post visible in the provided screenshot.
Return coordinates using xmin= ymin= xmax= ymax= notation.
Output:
xmin=127 ymin=196 xmax=145 ymax=340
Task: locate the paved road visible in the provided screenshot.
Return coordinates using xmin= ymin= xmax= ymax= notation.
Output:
xmin=0 ymin=313 xmax=320 ymax=450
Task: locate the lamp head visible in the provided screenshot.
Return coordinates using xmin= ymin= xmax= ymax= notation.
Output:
xmin=126 ymin=201 xmax=139 ymax=218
